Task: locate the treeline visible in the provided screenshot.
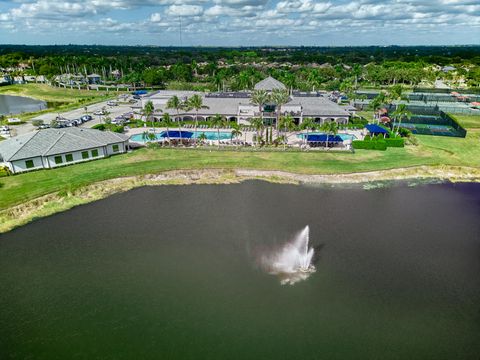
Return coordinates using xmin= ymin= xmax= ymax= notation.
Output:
xmin=1 ymin=45 xmax=479 ymax=89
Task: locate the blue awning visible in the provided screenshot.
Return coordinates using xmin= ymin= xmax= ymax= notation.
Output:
xmin=365 ymin=124 xmax=388 ymax=134
xmin=306 ymin=134 xmax=344 ymax=142
xmin=160 ymin=131 xmax=193 ymax=139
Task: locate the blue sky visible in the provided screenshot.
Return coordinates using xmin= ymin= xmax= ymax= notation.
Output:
xmin=0 ymin=0 xmax=479 ymax=46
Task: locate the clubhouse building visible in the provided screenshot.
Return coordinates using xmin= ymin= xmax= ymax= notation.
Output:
xmin=0 ymin=128 xmax=128 ymax=174
xmin=140 ymin=77 xmax=351 ymax=126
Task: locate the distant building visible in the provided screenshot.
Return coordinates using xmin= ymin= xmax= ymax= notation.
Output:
xmin=0 ymin=128 xmax=128 ymax=174
xmin=140 ymin=77 xmax=350 ymax=126
xmin=254 ymin=76 xmax=287 ymax=91
xmin=442 ymin=66 xmax=456 ymax=73
xmin=111 ymin=69 xmax=122 ymax=80
xmin=87 ymin=74 xmax=101 ymax=84
xmin=0 ymin=74 xmax=12 ymax=85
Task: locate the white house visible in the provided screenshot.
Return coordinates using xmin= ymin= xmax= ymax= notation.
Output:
xmin=0 ymin=128 xmax=128 ymax=174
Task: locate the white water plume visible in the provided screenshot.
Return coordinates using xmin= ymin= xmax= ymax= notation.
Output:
xmin=261 ymin=226 xmax=316 ymax=285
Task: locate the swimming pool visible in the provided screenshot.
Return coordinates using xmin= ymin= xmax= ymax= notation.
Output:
xmin=297 ymin=132 xmax=357 ymax=141
xmin=129 ymin=131 xmax=232 ymax=143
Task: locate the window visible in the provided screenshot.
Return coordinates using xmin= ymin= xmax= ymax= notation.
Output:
xmin=54 ymin=156 xmax=63 ymax=165
xmin=112 ymin=144 xmax=119 ymax=153
xmin=81 ymin=151 xmax=89 ymax=159
xmin=25 ymin=159 xmax=34 ymax=169
xmin=65 ymin=154 xmax=73 ymax=162
xmin=91 ymin=149 xmax=99 ymax=157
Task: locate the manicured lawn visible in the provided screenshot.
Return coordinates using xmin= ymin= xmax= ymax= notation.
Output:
xmin=1 ymin=129 xmax=479 ymax=210
xmin=452 ymin=114 xmax=480 ymax=129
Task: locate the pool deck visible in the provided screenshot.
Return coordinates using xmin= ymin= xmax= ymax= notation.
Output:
xmin=125 ymin=126 xmax=364 ymax=148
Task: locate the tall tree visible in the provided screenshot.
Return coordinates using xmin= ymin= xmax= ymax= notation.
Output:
xmin=278 ymin=114 xmax=296 ymax=151
xmin=167 ymin=95 xmax=183 ymax=142
xmin=211 ymin=113 xmax=226 ymax=149
xmin=162 ymin=112 xmax=172 ymax=146
xmin=230 ymin=123 xmax=242 ymax=149
xmin=321 ymin=121 xmax=339 ymax=149
xmin=250 ymin=89 xmax=270 ymax=141
xmin=271 ymin=89 xmax=290 ymax=136
xmin=187 ymin=94 xmax=209 ymax=147
xmin=300 ymin=117 xmax=315 ymax=147
xmin=391 ymin=104 xmax=412 ymax=134
xmin=143 ymin=100 xmax=155 ymax=131
xmin=248 ymin=117 xmax=264 ymax=147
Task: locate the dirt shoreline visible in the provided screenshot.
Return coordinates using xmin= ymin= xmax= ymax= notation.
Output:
xmin=1 ymin=165 xmax=479 ymax=234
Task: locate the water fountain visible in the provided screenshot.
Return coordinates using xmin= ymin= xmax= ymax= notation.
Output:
xmin=261 ymin=226 xmax=316 ymax=285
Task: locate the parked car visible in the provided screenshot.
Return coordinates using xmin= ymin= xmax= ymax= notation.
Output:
xmin=0 ymin=125 xmax=10 ymax=131
xmin=38 ymin=124 xmax=50 ymax=129
xmin=107 ymin=101 xmax=118 ymax=106
xmin=93 ymin=110 xmax=104 ymax=116
xmin=80 ymin=115 xmax=92 ymax=121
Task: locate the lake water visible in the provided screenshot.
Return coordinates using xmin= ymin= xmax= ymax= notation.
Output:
xmin=0 ymin=94 xmax=47 ymax=115
xmin=0 ymin=182 xmax=479 ymax=359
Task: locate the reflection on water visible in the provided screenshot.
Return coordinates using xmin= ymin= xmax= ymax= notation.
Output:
xmin=0 ymin=182 xmax=479 ymax=360
xmin=260 ymin=225 xmax=316 ymax=285
xmin=0 ymin=94 xmax=47 ymax=115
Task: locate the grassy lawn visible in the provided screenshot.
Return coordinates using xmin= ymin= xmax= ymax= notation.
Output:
xmin=451 ymin=114 xmax=480 ymax=129
xmin=0 ymin=84 xmax=117 ymax=120
xmin=1 ymin=126 xmax=479 ymax=210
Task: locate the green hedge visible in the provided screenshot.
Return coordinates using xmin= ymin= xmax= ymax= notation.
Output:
xmin=353 ymin=136 xmax=404 ymax=151
xmin=353 ymin=140 xmax=387 ymax=150
xmin=92 ymin=123 xmax=124 ymax=133
xmin=0 ymin=166 xmax=11 ymax=177
xmin=384 ymin=137 xmax=405 ymax=147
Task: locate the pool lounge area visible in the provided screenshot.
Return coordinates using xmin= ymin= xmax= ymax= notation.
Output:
xmin=297 ymin=132 xmax=357 ymax=141
xmin=129 ymin=130 xmax=233 ymax=143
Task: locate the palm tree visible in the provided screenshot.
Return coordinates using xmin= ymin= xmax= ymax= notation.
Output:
xmin=271 ymin=89 xmax=290 ymax=136
xmin=300 ymin=117 xmax=315 ymax=147
xmin=237 ymin=70 xmax=251 ymax=91
xmin=321 ymin=121 xmax=339 ymax=149
xmin=211 ymin=113 xmax=225 ymax=149
xmin=278 ymin=114 xmax=296 ymax=151
xmin=197 ymin=132 xmax=207 ymax=146
xmin=230 ymin=123 xmax=242 ymax=149
xmin=143 ymin=100 xmax=155 ymax=131
xmin=166 ymin=95 xmax=183 ymax=142
xmin=187 ymin=94 xmax=209 ymax=147
xmin=141 ymin=131 xmax=156 ymax=143
xmin=250 ymin=89 xmax=270 ymax=141
xmin=162 ymin=112 xmax=172 ymax=146
xmin=369 ymin=92 xmax=387 ymax=123
xmin=249 ymin=117 xmax=264 ymax=147
xmin=391 ymin=104 xmax=412 ymax=134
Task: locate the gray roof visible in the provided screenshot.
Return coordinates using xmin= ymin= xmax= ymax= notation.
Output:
xmin=289 ymin=96 xmax=350 ymax=117
xmin=254 ymin=76 xmax=286 ymax=91
xmin=147 ymin=91 xmax=350 ymax=118
xmin=0 ymin=128 xmax=128 ymax=161
xmin=156 ymin=97 xmax=248 ymax=116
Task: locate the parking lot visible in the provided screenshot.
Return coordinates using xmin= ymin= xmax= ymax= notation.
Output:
xmin=32 ymin=96 xmax=138 ymax=127
xmin=2 ymin=97 xmax=140 ymax=136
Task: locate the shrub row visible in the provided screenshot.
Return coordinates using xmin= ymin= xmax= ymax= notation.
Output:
xmin=353 ymin=136 xmax=404 ymax=151
xmin=384 ymin=137 xmax=405 ymax=147
xmin=353 ymin=139 xmax=387 ymax=150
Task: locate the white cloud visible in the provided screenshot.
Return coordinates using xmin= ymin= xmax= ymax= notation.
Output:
xmin=165 ymin=4 xmax=203 ymax=16
xmin=0 ymin=0 xmax=478 ymax=45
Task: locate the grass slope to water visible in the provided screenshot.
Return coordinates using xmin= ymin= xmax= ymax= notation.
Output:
xmin=0 ymin=84 xmax=115 ymax=120
xmin=1 ymin=126 xmax=480 ymax=211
